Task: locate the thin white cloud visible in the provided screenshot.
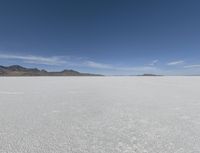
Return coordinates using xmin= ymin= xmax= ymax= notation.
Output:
xmin=0 ymin=53 xmax=161 ymax=74
xmin=0 ymin=54 xmax=67 ymax=65
xmin=116 ymin=66 xmax=156 ymax=71
xmin=167 ymin=60 xmax=184 ymax=66
xmin=184 ymin=65 xmax=200 ymax=68
xmin=84 ymin=61 xmax=113 ymax=69
xmin=84 ymin=60 xmax=158 ymax=73
xmin=149 ymin=60 xmax=158 ymax=66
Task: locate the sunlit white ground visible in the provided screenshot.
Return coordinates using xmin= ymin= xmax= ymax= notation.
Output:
xmin=0 ymin=77 xmax=200 ymax=153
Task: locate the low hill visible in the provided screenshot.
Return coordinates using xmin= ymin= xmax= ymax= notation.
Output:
xmin=0 ymin=65 xmax=102 ymax=76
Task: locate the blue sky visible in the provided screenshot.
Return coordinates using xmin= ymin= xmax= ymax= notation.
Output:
xmin=0 ymin=0 xmax=200 ymax=75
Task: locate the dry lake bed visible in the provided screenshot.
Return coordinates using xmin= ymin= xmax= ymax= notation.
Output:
xmin=0 ymin=77 xmax=200 ymax=153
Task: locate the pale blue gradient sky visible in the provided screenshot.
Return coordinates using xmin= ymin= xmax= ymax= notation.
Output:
xmin=0 ymin=0 xmax=200 ymax=75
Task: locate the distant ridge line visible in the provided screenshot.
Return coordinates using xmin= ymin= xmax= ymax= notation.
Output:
xmin=0 ymin=65 xmax=102 ymax=76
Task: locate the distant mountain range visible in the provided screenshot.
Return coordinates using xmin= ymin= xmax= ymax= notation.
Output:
xmin=0 ymin=65 xmax=102 ymax=76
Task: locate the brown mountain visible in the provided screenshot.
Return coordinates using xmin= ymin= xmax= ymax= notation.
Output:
xmin=0 ymin=65 xmax=102 ymax=76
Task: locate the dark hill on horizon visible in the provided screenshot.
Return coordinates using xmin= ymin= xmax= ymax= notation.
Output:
xmin=0 ymin=65 xmax=102 ymax=76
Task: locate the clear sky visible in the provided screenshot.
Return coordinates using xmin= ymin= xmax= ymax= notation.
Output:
xmin=0 ymin=0 xmax=200 ymax=75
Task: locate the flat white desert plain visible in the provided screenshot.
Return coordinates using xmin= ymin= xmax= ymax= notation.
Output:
xmin=0 ymin=77 xmax=200 ymax=153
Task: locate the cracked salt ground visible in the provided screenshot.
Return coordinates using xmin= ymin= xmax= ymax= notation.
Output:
xmin=0 ymin=91 xmax=24 ymax=95
xmin=0 ymin=77 xmax=200 ymax=153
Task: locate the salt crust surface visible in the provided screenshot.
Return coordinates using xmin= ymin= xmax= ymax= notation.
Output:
xmin=0 ymin=77 xmax=200 ymax=153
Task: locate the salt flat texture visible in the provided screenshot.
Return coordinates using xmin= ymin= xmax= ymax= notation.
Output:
xmin=0 ymin=77 xmax=200 ymax=153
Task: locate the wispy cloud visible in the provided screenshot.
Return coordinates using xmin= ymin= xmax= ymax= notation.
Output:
xmin=167 ymin=60 xmax=184 ymax=66
xmin=149 ymin=60 xmax=158 ymax=66
xmin=0 ymin=53 xmax=161 ymax=74
xmin=184 ymin=65 xmax=200 ymax=68
xmin=84 ymin=61 xmax=113 ymax=69
xmin=0 ymin=54 xmax=67 ymax=65
xmin=84 ymin=60 xmax=158 ymax=73
xmin=115 ymin=66 xmax=156 ymax=71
